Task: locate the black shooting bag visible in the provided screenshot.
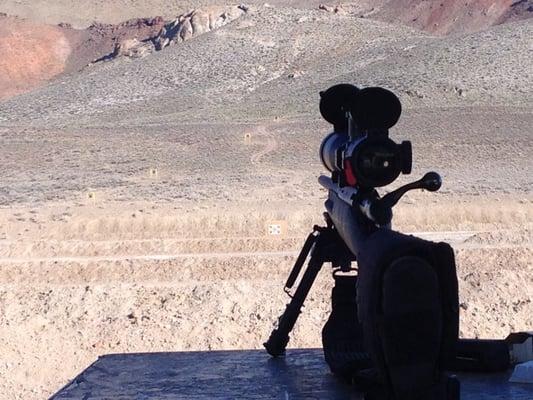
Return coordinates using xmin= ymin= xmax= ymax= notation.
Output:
xmin=322 ymin=229 xmax=459 ymax=400
xmin=322 ymin=274 xmax=372 ymax=379
xmin=355 ymin=229 xmax=460 ymax=399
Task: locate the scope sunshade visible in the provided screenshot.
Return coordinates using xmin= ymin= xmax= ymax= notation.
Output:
xmin=319 ymin=84 xmax=360 ymax=130
xmin=319 ymin=84 xmax=402 ymax=131
xmin=351 ymin=87 xmax=402 ymax=130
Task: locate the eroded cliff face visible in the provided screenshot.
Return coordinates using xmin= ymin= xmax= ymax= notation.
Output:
xmin=74 ymin=17 xmax=166 ymax=66
xmin=105 ymin=5 xmax=249 ymax=60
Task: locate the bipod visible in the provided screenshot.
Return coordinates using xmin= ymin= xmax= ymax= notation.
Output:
xmin=264 ymin=213 xmax=355 ymax=357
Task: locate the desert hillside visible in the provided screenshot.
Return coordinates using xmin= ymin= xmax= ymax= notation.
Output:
xmin=1 ymin=0 xmax=531 ymax=30
xmin=1 ymin=6 xmax=531 ymax=125
xmin=0 ymin=1 xmax=531 ymax=100
xmin=0 ymin=2 xmax=531 ymax=400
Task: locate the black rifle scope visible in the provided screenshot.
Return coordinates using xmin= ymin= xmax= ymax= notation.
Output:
xmin=319 ymin=84 xmax=412 ymax=188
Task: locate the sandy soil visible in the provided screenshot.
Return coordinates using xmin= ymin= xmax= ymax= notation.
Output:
xmin=0 ymin=107 xmax=531 ymax=400
xmin=0 ymin=194 xmax=531 ymax=399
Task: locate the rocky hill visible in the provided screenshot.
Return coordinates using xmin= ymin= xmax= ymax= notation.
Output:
xmin=1 ymin=0 xmax=531 ymax=31
xmin=0 ymin=2 xmax=531 ymax=101
xmin=104 ymin=5 xmax=249 ymax=60
xmin=0 ymin=5 xmax=531 ymax=128
xmin=320 ymin=0 xmax=533 ymax=35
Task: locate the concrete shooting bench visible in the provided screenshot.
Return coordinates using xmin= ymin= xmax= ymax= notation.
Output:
xmin=51 ymin=349 xmax=533 ymax=399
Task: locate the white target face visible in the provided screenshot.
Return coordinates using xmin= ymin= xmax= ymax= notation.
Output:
xmin=268 ymin=224 xmax=282 ymax=235
xmin=266 ymin=220 xmax=287 ymax=236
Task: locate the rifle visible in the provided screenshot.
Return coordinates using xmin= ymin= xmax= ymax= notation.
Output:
xmin=265 ymin=85 xmax=461 ymax=400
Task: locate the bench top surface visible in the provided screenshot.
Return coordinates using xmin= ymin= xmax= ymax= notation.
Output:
xmin=51 ymin=349 xmax=533 ymax=399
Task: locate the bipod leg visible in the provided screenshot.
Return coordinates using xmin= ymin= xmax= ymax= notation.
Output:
xmin=264 ymin=226 xmax=331 ymax=357
xmin=284 ymin=229 xmax=320 ymax=292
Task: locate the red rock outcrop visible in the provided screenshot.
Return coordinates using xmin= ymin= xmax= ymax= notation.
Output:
xmin=320 ymin=0 xmax=533 ymax=35
xmin=381 ymin=0 xmax=525 ymax=35
xmin=0 ymin=14 xmax=165 ymax=100
xmin=67 ymin=17 xmax=165 ymax=67
xmin=0 ymin=14 xmax=72 ymax=99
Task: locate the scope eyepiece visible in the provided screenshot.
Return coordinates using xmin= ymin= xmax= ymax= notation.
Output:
xmin=319 ymin=132 xmax=412 ymax=188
